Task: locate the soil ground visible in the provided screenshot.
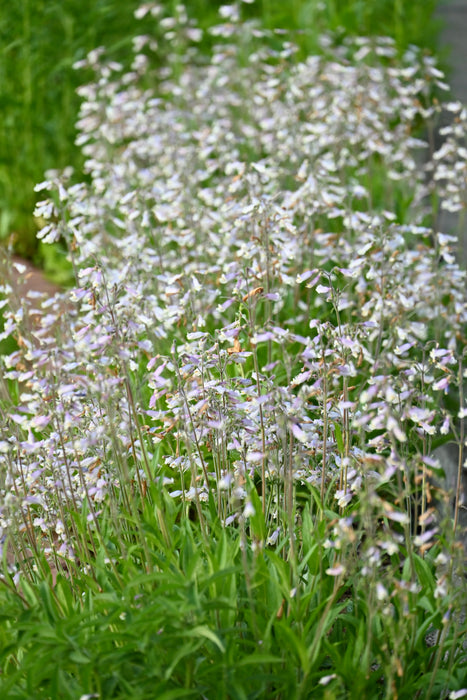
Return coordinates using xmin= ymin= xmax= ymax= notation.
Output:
xmin=10 ymin=255 xmax=61 ymax=298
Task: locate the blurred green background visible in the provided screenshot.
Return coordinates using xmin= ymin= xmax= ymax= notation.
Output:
xmin=0 ymin=0 xmax=442 ymax=267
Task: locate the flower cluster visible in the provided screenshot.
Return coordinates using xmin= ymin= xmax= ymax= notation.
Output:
xmin=1 ymin=4 xmax=466 ymax=577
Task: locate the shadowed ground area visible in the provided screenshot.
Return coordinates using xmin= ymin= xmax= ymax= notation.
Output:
xmin=10 ymin=255 xmax=60 ymax=299
xmin=437 ymin=0 xmax=467 ymax=267
xmin=438 ymin=2 xmax=467 ymax=101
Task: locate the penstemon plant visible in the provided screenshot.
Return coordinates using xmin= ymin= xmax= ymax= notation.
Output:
xmin=0 ymin=3 xmax=466 ymax=698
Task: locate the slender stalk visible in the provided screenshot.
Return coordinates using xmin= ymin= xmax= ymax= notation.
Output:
xmin=453 ymin=357 xmax=465 ymax=537
xmin=320 ymin=350 xmax=328 ymax=505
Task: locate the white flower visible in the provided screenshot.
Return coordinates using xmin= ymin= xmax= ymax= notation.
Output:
xmin=376 ymin=583 xmax=388 ymax=601
xmin=326 ymin=564 xmax=345 ymax=576
xmin=319 ymin=674 xmax=337 ymax=686
xmin=243 ymin=501 xmax=255 ymax=518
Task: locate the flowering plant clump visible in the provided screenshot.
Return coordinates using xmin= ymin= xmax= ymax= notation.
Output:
xmin=0 ymin=3 xmax=466 ymax=697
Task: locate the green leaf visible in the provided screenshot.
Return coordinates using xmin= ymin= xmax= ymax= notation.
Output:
xmin=275 ymin=621 xmax=310 ymax=674
xmin=246 ymin=478 xmax=267 ymax=543
xmin=154 ymin=690 xmax=199 ymax=700
xmin=413 ymin=553 xmax=435 ymax=595
xmin=183 ymin=625 xmax=225 ymax=653
xmin=334 ymin=422 xmax=344 ymax=453
xmin=69 ymin=649 xmax=91 ymax=665
xmin=236 ymin=653 xmax=282 ymax=666
xmin=164 ymin=640 xmax=202 ymax=681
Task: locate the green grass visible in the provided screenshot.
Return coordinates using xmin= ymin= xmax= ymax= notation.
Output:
xmin=1 ymin=483 xmax=464 ymax=699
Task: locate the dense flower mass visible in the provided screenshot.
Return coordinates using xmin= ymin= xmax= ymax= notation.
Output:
xmin=0 ymin=2 xmax=466 ymax=621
